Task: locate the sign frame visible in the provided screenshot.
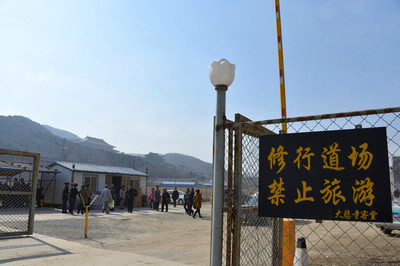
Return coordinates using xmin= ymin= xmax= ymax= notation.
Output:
xmin=258 ymin=127 xmax=392 ymax=223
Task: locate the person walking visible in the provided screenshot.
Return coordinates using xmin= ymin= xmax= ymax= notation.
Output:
xmin=36 ymin=183 xmax=43 ymax=208
xmin=192 ymin=189 xmax=202 ymax=218
xmin=110 ymin=184 xmax=117 ymax=211
xmin=11 ymin=178 xmax=20 ymax=208
xmin=184 ymin=188 xmax=190 ymax=214
xmin=20 ymin=178 xmax=30 ymax=207
xmin=86 ymin=184 xmax=93 ymax=207
xmin=61 ymin=182 xmax=69 ymax=213
xmin=154 ymin=185 xmax=161 ymax=211
xmin=78 ymin=185 xmax=88 ymax=214
xmin=119 ymin=186 xmax=126 ymax=209
xmin=172 ymin=187 xmax=179 ymax=208
xmin=148 ymin=188 xmax=155 ymax=209
xmin=126 ymin=186 xmax=137 ymax=213
xmin=2 ymin=181 xmax=11 ymax=208
xmin=187 ymin=187 xmax=195 ymax=216
xmin=100 ymin=185 xmax=112 ymax=214
xmin=68 ymin=183 xmax=78 ymax=214
xmin=161 ymin=188 xmax=170 ymax=212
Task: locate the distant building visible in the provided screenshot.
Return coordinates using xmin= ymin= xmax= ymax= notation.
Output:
xmin=75 ymin=136 xmax=116 ymax=152
xmin=160 ymin=181 xmax=197 ymax=188
xmin=48 ymin=161 xmax=147 ymax=207
xmin=0 ymin=161 xmax=59 ymax=206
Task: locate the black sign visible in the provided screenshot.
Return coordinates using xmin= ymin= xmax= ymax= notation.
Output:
xmin=259 ymin=127 xmax=392 ymax=222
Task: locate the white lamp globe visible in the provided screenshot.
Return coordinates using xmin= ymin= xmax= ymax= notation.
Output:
xmin=209 ymin=58 xmax=236 ymax=87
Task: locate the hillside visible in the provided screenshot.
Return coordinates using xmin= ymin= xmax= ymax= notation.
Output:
xmin=0 ymin=116 xmax=212 ymax=181
xmin=163 ymin=153 xmax=212 ymax=179
xmin=0 ymin=116 xmax=62 ymax=159
xmin=42 ymin=124 xmax=81 ymax=141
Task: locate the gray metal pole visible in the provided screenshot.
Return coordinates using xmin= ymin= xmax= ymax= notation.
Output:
xmin=211 ymin=85 xmax=227 ymax=266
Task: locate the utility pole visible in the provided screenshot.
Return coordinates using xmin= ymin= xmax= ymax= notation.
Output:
xmin=55 ymin=138 xmax=67 ymax=161
xmin=275 ymin=0 xmax=288 ymax=133
xmin=133 ymin=156 xmax=137 ymax=169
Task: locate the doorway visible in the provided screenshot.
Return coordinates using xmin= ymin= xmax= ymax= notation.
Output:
xmin=106 ymin=175 xmax=122 ymax=190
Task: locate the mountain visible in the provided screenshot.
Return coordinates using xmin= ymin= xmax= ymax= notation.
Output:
xmin=42 ymin=124 xmax=81 ymax=141
xmin=163 ymin=153 xmax=212 ymax=179
xmin=0 ymin=115 xmax=212 ymax=181
xmin=0 ymin=116 xmax=63 ymax=159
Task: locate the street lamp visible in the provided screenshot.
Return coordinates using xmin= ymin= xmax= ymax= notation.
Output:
xmin=209 ymin=58 xmax=235 ymax=266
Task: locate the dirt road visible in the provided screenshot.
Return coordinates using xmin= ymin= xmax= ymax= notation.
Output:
xmin=34 ymin=203 xmax=212 ymax=265
xmin=33 ymin=202 xmax=400 ymax=265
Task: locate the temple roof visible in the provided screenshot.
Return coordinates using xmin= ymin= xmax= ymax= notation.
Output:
xmin=75 ymin=136 xmax=115 ymax=148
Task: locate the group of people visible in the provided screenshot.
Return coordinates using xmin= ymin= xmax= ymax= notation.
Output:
xmin=62 ymin=182 xmax=93 ymax=214
xmin=147 ymin=186 xmax=202 ymax=218
xmin=99 ymin=184 xmax=138 ymax=214
xmin=184 ymin=187 xmax=202 ymax=218
xmin=62 ymin=182 xmax=139 ymax=215
xmin=0 ymin=178 xmax=31 ymax=208
xmin=147 ymin=186 xmax=171 ymax=212
xmin=60 ymin=182 xmax=203 ymax=218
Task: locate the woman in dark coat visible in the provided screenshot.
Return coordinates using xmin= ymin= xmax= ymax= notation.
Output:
xmin=126 ymin=186 xmax=137 ymax=213
xmin=161 ymin=188 xmax=170 ymax=212
xmin=184 ymin=188 xmax=190 ymax=214
xmin=62 ymin=183 xmax=70 ymax=213
xmin=68 ymin=183 xmax=78 ymax=214
xmin=172 ymin=187 xmax=179 ymax=207
xmin=192 ymin=189 xmax=202 ymax=218
xmin=187 ymin=187 xmax=195 ymax=216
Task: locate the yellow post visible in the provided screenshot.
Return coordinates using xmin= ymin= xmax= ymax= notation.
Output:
xmin=85 ymin=206 xmax=88 ymax=238
xmin=77 ymin=194 xmax=98 ymax=239
xmin=275 ymin=3 xmax=294 ymax=265
xmin=282 ymin=218 xmax=296 ymax=266
xmin=274 ymin=0 xmax=287 ymax=133
xmin=79 ymin=193 xmax=88 ymax=238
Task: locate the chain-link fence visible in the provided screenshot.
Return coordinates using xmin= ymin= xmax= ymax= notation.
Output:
xmin=222 ymin=107 xmax=400 ymax=266
xmin=0 ymin=149 xmax=40 ymax=237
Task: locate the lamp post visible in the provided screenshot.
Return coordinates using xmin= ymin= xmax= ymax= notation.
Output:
xmin=209 ymin=58 xmax=235 ymax=266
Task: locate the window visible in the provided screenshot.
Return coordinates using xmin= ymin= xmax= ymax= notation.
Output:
xmin=84 ymin=175 xmax=99 ymax=193
xmin=129 ymin=178 xmax=140 ymax=189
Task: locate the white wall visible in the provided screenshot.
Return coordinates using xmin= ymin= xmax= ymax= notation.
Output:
xmin=50 ymin=166 xmax=72 ymax=205
xmin=43 ymin=165 xmax=147 ymax=205
xmin=73 ymin=172 xmax=84 ymax=186
xmin=98 ymin=174 xmax=106 ymax=191
xmin=140 ymin=176 xmax=146 ymax=194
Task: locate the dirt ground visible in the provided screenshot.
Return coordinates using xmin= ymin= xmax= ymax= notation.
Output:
xmin=34 ymin=203 xmax=212 ymax=265
xmin=32 ymin=202 xmax=400 ymax=266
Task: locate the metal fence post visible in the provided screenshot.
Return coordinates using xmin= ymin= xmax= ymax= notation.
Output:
xmin=226 ymin=128 xmax=234 ymax=266
xmin=232 ymin=122 xmax=243 ymax=266
xmin=0 ymin=149 xmax=41 ymax=237
xmin=211 ymin=86 xmax=227 ymax=266
xmin=28 ymin=153 xmax=40 ymax=235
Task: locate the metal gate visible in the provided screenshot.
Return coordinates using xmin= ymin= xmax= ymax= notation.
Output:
xmin=0 ymin=149 xmax=40 ymax=237
xmin=222 ymin=107 xmax=400 ymax=266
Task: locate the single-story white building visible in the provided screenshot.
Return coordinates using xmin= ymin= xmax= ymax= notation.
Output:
xmin=47 ymin=161 xmax=147 ymax=206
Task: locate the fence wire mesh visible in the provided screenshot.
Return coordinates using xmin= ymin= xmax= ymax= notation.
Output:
xmin=0 ymin=151 xmax=39 ymax=237
xmin=222 ymin=108 xmax=400 ymax=266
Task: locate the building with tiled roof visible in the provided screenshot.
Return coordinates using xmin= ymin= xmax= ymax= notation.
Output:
xmin=75 ymin=136 xmax=116 ymax=152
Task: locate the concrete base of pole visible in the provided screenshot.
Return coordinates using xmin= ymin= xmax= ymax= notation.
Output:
xmin=294 ymin=237 xmax=309 ymax=266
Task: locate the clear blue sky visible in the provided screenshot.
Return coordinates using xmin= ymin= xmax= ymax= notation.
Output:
xmin=1 ymin=1 xmax=399 ymax=163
